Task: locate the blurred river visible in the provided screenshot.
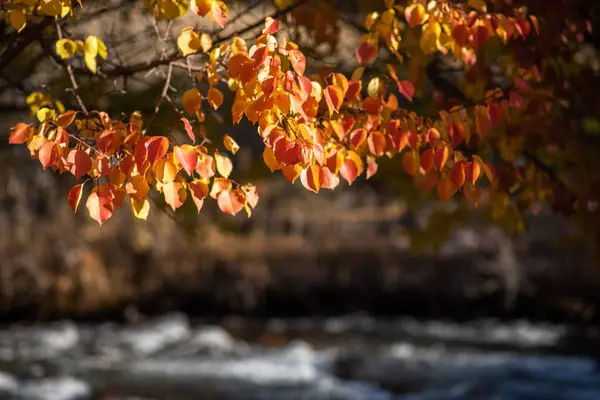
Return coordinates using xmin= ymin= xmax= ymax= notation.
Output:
xmin=0 ymin=313 xmax=599 ymax=400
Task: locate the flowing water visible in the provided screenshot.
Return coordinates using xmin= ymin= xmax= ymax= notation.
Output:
xmin=0 ymin=313 xmax=599 ymax=399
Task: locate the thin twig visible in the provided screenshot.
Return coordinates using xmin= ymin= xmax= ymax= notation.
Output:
xmin=144 ymin=63 xmax=173 ymax=134
xmin=55 ymin=20 xmax=89 ymax=115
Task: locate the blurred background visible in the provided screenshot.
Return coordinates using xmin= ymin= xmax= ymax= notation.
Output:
xmin=1 ymin=0 xmax=600 ymax=399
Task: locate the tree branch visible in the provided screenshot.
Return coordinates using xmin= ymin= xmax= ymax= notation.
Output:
xmin=55 ymin=21 xmax=89 ymax=115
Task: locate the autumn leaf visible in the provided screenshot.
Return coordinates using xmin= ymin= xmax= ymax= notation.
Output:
xmin=175 ymin=145 xmax=198 ymax=176
xmin=182 ymin=88 xmax=201 ymax=115
xmin=324 ymin=85 xmax=344 ymax=115
xmin=56 ymin=39 xmax=79 ymax=60
xmin=217 ymin=189 xmax=245 ymax=215
xmin=188 ymin=180 xmax=209 ymax=213
xmin=177 ymin=27 xmax=201 ymax=56
xmin=288 ymin=49 xmax=306 ymax=75
xmin=263 ymin=16 xmax=280 ymax=35
xmin=223 ymin=134 xmax=240 ymax=154
xmin=210 ymin=0 xmax=228 ymax=28
xmin=163 ymin=181 xmax=187 ymax=211
xmin=396 ymin=80 xmax=414 ymax=102
xmin=145 ymin=136 xmax=169 ymax=166
xmin=207 ymin=87 xmax=224 ymax=110
xmin=10 ymin=9 xmax=26 ymax=32
xmin=130 ymin=198 xmax=150 ymax=220
xmin=181 ymin=117 xmax=196 ymax=142
xmin=300 ymin=164 xmax=321 ymax=193
xmin=67 ymin=149 xmax=92 ymax=179
xmin=9 ymin=123 xmax=32 ymax=144
xmin=356 ymin=42 xmax=377 ymax=64
xmin=86 ymin=186 xmax=114 ymax=225
xmin=215 ymin=152 xmax=233 ymax=178
xmin=405 ymin=4 xmax=427 ymax=28
xmin=68 ymin=184 xmax=84 ymax=213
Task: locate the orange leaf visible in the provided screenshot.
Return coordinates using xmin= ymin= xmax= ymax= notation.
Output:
xmin=420 ymin=148 xmax=434 ymax=171
xmin=126 ymin=175 xmax=150 ymax=201
xmin=196 ymin=154 xmax=216 ymax=178
xmin=300 ymin=164 xmax=321 ymax=193
xmin=415 ymin=168 xmax=438 ymax=192
xmin=288 ymin=49 xmax=306 ymax=76
xmin=223 ymin=134 xmax=240 ymax=154
xmin=350 ymin=128 xmax=367 ymax=149
xmin=319 ymin=166 xmax=339 ymax=189
xmin=464 ymin=161 xmax=481 ymax=185
xmin=405 ymin=3 xmax=427 ymax=28
xmin=207 ymin=87 xmax=223 ymax=110
xmin=210 ymin=0 xmax=228 ymax=28
xmin=145 ymin=136 xmax=169 ymax=166
xmin=367 ymin=131 xmax=386 ymax=156
xmin=210 ymin=178 xmax=233 ymax=199
xmin=215 ymin=152 xmax=233 ymax=178
xmin=450 ymin=162 xmax=466 ymax=188
xmin=154 ymin=158 xmax=178 ymax=184
xmin=188 ymin=179 xmax=209 ymax=213
xmin=68 ymin=184 xmax=84 ymax=213
xmin=340 ymin=151 xmax=363 ymax=185
xmin=433 ymin=147 xmax=450 ymax=170
xmin=163 ymin=181 xmax=187 ymax=211
xmin=463 ymin=182 xmax=481 ymax=205
xmin=396 ymin=80 xmax=414 ymax=102
xmin=38 ymin=141 xmax=59 ymax=170
xmin=449 ymin=122 xmax=465 ymax=147
xmin=56 ymin=110 xmax=77 ymax=128
xmin=282 ymin=164 xmax=302 ymax=183
xmin=181 ymin=117 xmax=196 ymax=142
xmin=218 ymin=189 xmax=245 ymax=216
xmin=191 ymin=0 xmax=211 ymax=16
xmin=175 ymin=145 xmax=198 ymax=176
xmin=9 ymin=123 xmax=32 ymax=144
xmin=366 ymin=157 xmax=378 ymax=179
xmin=402 ymin=150 xmax=419 ymax=176
xmin=182 ymin=88 xmax=201 ymax=115
xmin=86 ymin=186 xmax=114 ymax=225
xmin=67 ymin=149 xmax=92 ymax=179
xmin=437 ymin=175 xmax=457 ymax=201
xmin=324 ymin=85 xmax=344 ymax=115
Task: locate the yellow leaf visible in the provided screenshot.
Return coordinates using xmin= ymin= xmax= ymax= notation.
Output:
xmin=207 ymin=87 xmax=224 ymax=110
xmin=36 ymin=107 xmax=55 ymax=123
xmin=223 ymin=134 xmax=240 ymax=154
xmin=182 ymin=88 xmax=201 ymax=115
xmin=215 ymin=152 xmax=233 ymax=178
xmin=177 ymin=27 xmax=201 ymax=56
xmin=55 ymin=39 xmax=79 ymax=60
xmin=10 ymin=10 xmax=26 ymax=32
xmin=200 ymin=33 xmax=212 ymax=52
xmin=130 ymin=198 xmax=150 ymax=220
xmin=84 ymin=35 xmax=100 ymax=58
xmin=84 ymin=52 xmax=97 ymax=74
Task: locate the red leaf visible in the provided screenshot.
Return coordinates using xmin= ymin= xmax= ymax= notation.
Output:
xmin=210 ymin=0 xmax=228 ymax=28
xmin=68 ymin=184 xmax=84 ymax=213
xmin=319 ymin=166 xmax=339 ymax=189
xmin=396 ymin=80 xmax=414 ymax=102
xmin=263 ymin=16 xmax=279 ymax=35
xmin=356 ymin=42 xmax=376 ymax=64
xmin=509 ymin=92 xmax=523 ymax=109
xmin=38 ymin=141 xmax=58 ymax=170
xmin=181 ymin=117 xmax=195 ymax=142
xmin=145 ymin=136 xmax=169 ymax=166
xmin=67 ymin=149 xmax=92 ymax=179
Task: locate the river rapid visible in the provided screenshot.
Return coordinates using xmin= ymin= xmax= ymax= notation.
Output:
xmin=0 ymin=313 xmax=599 ymax=399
